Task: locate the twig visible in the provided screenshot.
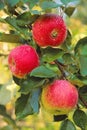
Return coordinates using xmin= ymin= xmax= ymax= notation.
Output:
xmin=0 ymin=53 xmax=8 ymax=57
xmin=0 ymin=33 xmax=21 ymax=43
xmin=79 ymin=94 xmax=87 ymax=108
xmin=54 ymin=60 xmax=66 ymax=79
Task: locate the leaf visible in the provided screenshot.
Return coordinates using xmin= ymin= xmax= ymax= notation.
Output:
xmin=6 ymin=0 xmax=20 ymax=6
xmin=17 ymin=12 xmax=39 ymax=26
xmin=30 ymin=66 xmax=57 ymax=78
xmin=79 ymin=76 xmax=87 ymax=85
xmin=63 ymin=53 xmax=74 ymax=64
xmin=60 ymin=0 xmax=80 ymax=6
xmin=15 ymin=94 xmax=33 ymax=119
xmin=61 ymin=30 xmax=72 ymax=51
xmin=64 ymin=6 xmax=76 ymax=17
xmin=73 ymin=109 xmax=87 ymax=130
xmin=79 ymin=55 xmax=87 ymax=76
xmin=27 ymin=0 xmax=39 ymax=8
xmin=79 ymin=86 xmax=87 ymax=107
xmin=29 ymin=89 xmax=41 ymax=113
xmin=60 ymin=119 xmax=76 ymax=130
xmin=54 ymin=115 xmax=67 ymax=122
xmin=75 ymin=37 xmax=87 ymax=76
xmin=42 ymin=47 xmax=64 ymax=63
xmin=13 ymin=76 xmax=22 ymax=86
xmin=0 ymin=1 xmax=4 ymax=10
xmin=15 ymin=89 xmax=41 ymax=119
xmin=75 ymin=37 xmax=87 ymax=55
xmin=13 ymin=76 xmax=46 ymax=94
xmin=40 ymin=1 xmax=62 ymax=10
xmin=5 ymin=17 xmax=30 ymax=39
xmin=68 ymin=75 xmax=84 ymax=87
xmin=19 ymin=77 xmax=46 ymax=94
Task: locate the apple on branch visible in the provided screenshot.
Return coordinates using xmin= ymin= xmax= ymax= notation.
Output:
xmin=32 ymin=14 xmax=67 ymax=47
xmin=8 ymin=44 xmax=40 ymax=78
xmin=41 ymin=80 xmax=78 ymax=115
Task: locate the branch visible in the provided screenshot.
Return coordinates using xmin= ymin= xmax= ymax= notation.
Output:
xmin=0 ymin=53 xmax=8 ymax=57
xmin=0 ymin=33 xmax=21 ymax=43
xmin=79 ymin=94 xmax=87 ymax=108
xmin=54 ymin=60 xmax=66 ymax=79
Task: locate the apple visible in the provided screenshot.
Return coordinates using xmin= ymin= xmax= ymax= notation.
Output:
xmin=41 ymin=80 xmax=78 ymax=115
xmin=8 ymin=44 xmax=39 ymax=78
xmin=32 ymin=13 xmax=67 ymax=47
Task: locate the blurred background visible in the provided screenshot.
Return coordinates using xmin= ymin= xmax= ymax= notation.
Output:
xmin=0 ymin=0 xmax=87 ymax=129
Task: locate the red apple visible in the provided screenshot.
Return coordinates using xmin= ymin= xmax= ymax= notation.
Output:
xmin=41 ymin=80 xmax=78 ymax=115
xmin=32 ymin=14 xmax=67 ymax=47
xmin=8 ymin=44 xmax=39 ymax=78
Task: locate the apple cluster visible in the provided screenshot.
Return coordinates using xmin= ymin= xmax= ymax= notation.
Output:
xmin=8 ymin=14 xmax=78 ymax=116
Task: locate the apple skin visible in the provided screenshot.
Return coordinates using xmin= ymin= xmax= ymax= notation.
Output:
xmin=41 ymin=80 xmax=78 ymax=115
xmin=32 ymin=14 xmax=67 ymax=47
xmin=8 ymin=45 xmax=39 ymax=78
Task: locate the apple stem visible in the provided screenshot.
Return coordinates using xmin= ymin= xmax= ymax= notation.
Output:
xmin=27 ymin=24 xmax=32 ymax=30
xmin=54 ymin=60 xmax=67 ymax=79
xmin=79 ymin=94 xmax=87 ymax=108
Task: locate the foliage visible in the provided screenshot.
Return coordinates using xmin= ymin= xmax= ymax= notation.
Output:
xmin=0 ymin=0 xmax=87 ymax=130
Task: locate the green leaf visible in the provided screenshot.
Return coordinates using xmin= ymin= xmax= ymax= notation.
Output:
xmin=6 ymin=0 xmax=20 ymax=6
xmin=13 ymin=76 xmax=22 ymax=86
xmin=27 ymin=0 xmax=39 ymax=8
xmin=17 ymin=12 xmax=39 ymax=26
xmin=42 ymin=47 xmax=64 ymax=63
xmin=15 ymin=89 xmax=41 ymax=119
xmin=29 ymin=89 xmax=41 ymax=113
xmin=79 ymin=86 xmax=87 ymax=107
xmin=79 ymin=76 xmax=87 ymax=85
xmin=68 ymin=75 xmax=84 ymax=87
xmin=79 ymin=55 xmax=87 ymax=76
xmin=60 ymin=119 xmax=76 ymax=130
xmin=0 ymin=1 xmax=4 ymax=10
xmin=40 ymin=1 xmax=62 ymax=10
xmin=75 ymin=37 xmax=87 ymax=76
xmin=13 ymin=76 xmax=46 ymax=94
xmin=64 ymin=6 xmax=76 ymax=17
xmin=63 ymin=53 xmax=74 ymax=64
xmin=19 ymin=77 xmax=46 ymax=94
xmin=75 ymin=37 xmax=87 ymax=55
xmin=5 ymin=17 xmax=30 ymax=39
xmin=61 ymin=0 xmax=80 ymax=6
xmin=30 ymin=10 xmax=41 ymax=15
xmin=61 ymin=30 xmax=72 ymax=51
xmin=15 ymin=94 xmax=33 ymax=119
xmin=30 ymin=66 xmax=57 ymax=78
xmin=73 ymin=109 xmax=87 ymax=130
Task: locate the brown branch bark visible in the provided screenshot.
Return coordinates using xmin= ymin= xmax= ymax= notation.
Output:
xmin=79 ymin=94 xmax=87 ymax=108
xmin=54 ymin=60 xmax=66 ymax=79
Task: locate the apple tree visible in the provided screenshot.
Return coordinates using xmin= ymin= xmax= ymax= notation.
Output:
xmin=0 ymin=0 xmax=87 ymax=130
